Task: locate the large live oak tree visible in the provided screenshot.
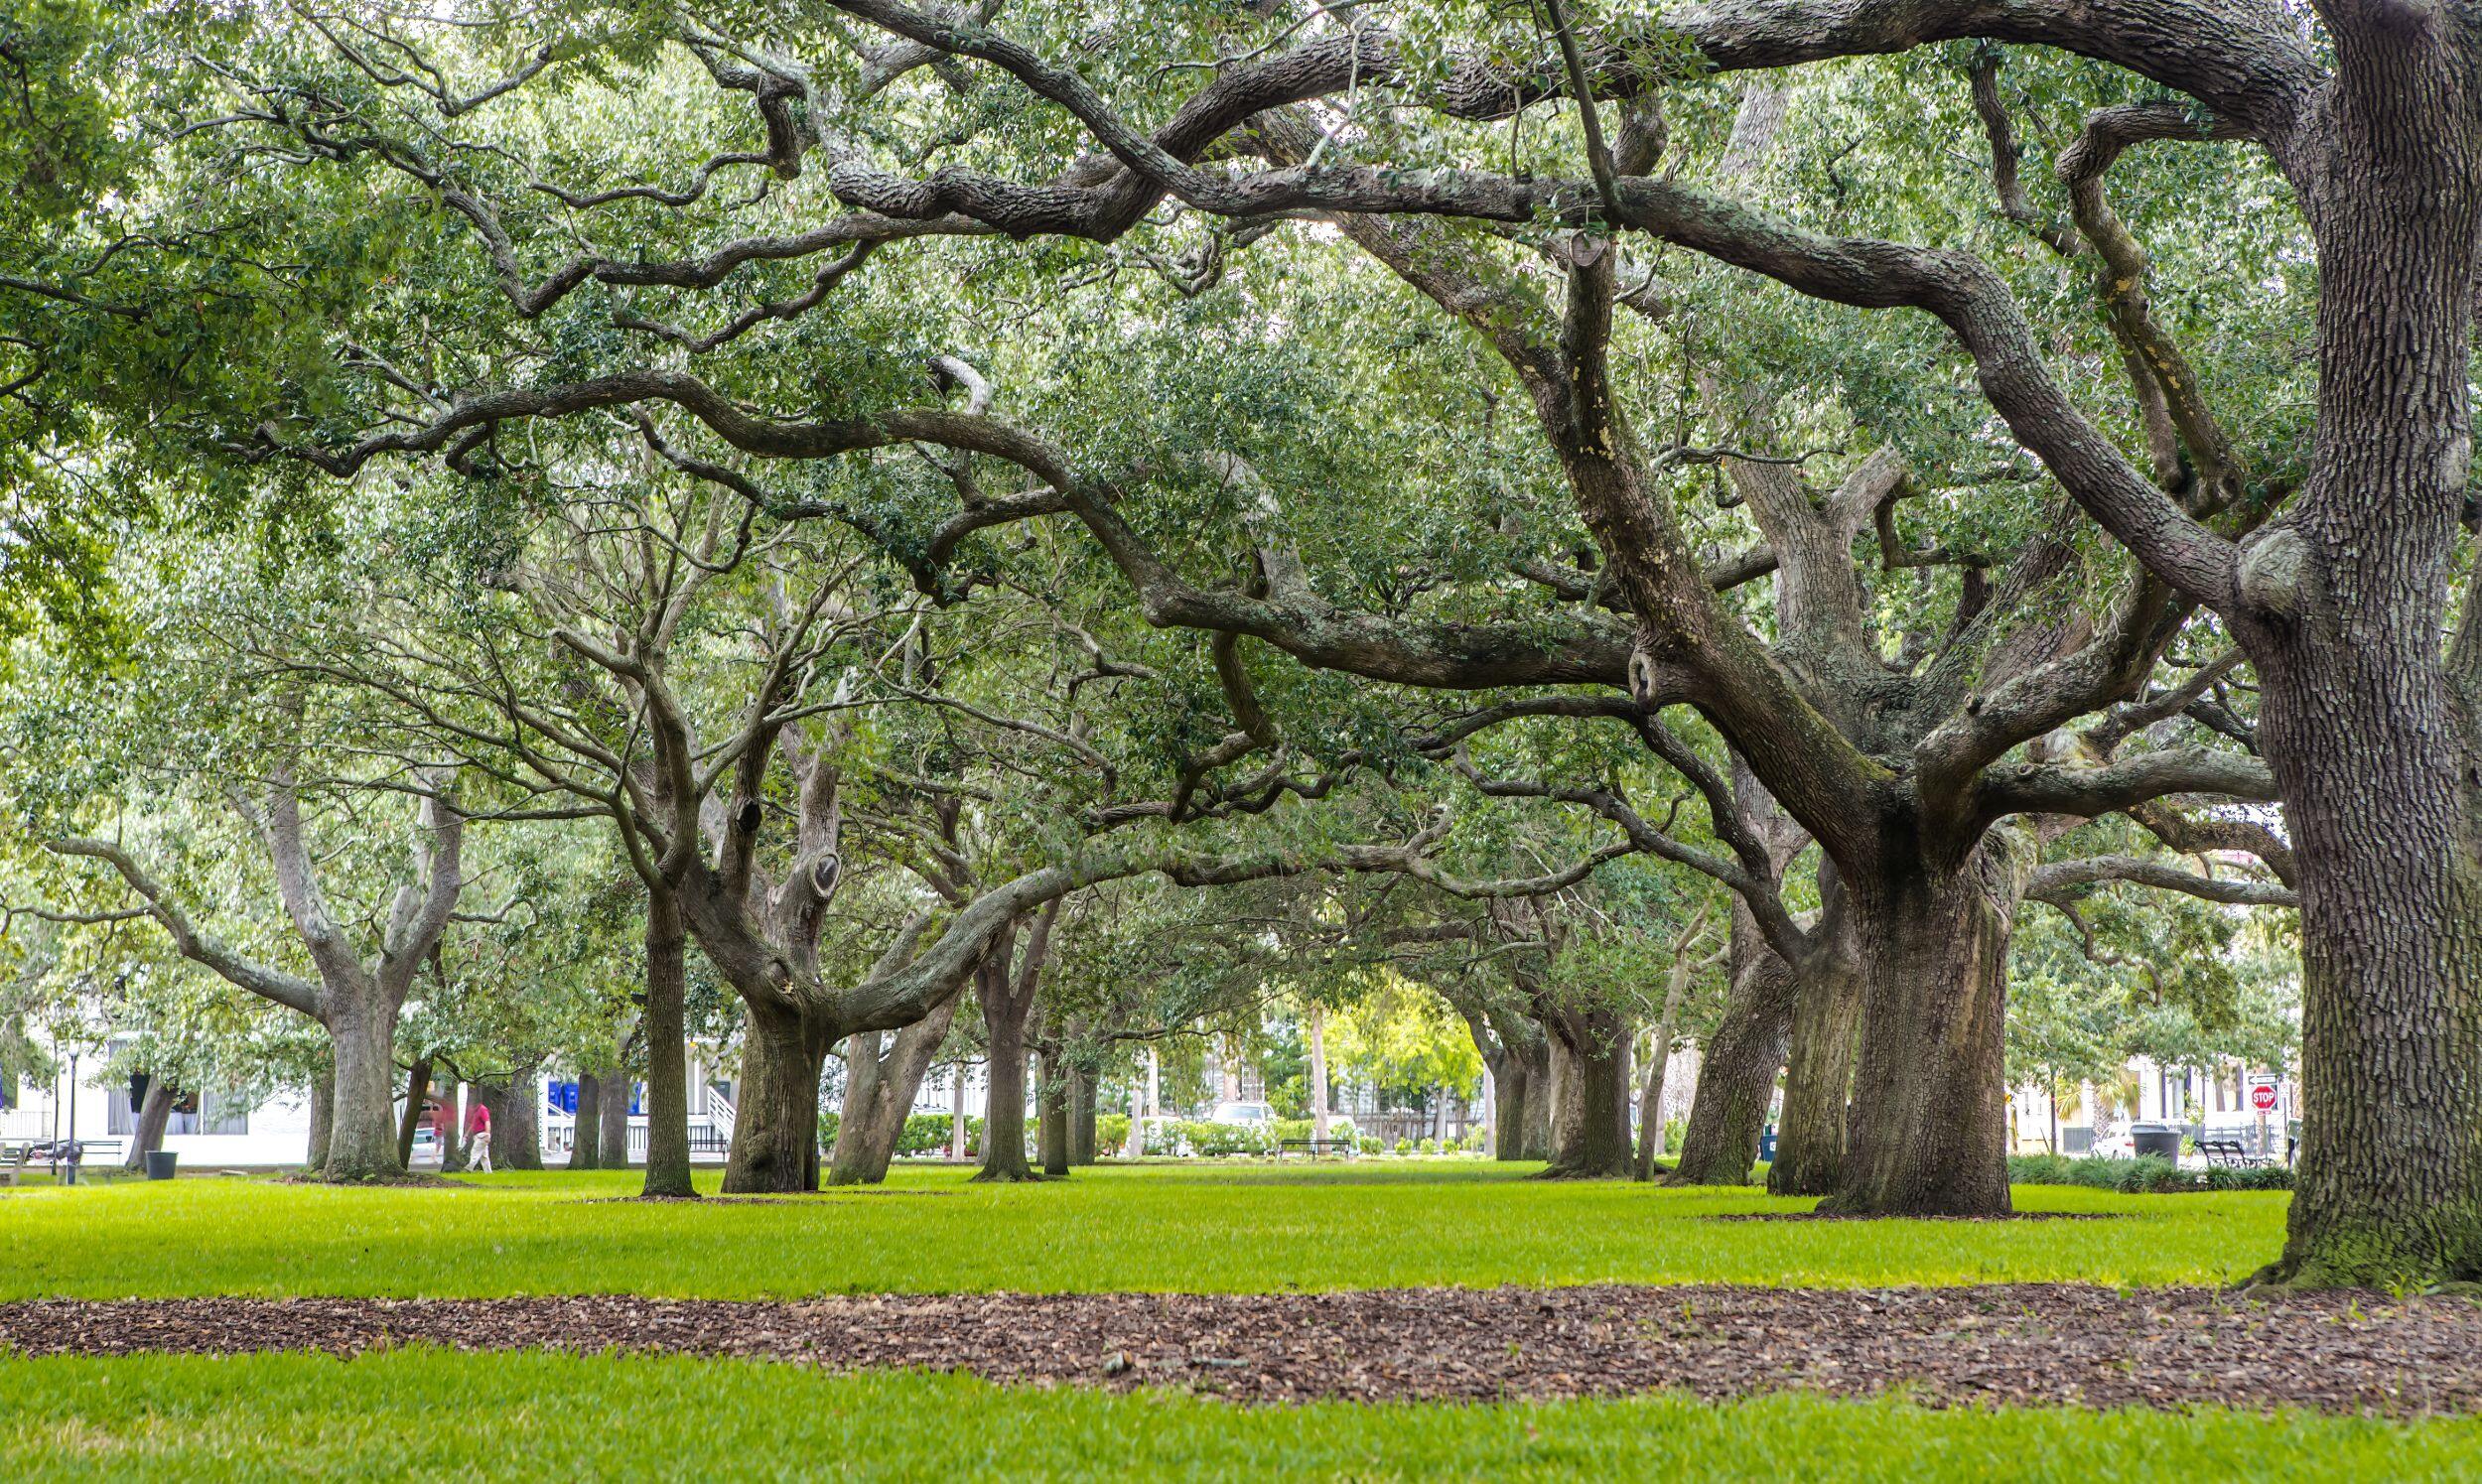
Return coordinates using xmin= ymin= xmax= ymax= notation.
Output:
xmin=50 ymin=765 xmax=464 ymax=1181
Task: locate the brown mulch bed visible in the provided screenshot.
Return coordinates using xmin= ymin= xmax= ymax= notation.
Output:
xmin=6 ymin=1285 xmax=2479 ymax=1415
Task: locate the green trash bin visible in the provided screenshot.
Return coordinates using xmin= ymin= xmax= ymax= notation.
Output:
xmin=145 ymin=1149 xmax=179 ymax=1180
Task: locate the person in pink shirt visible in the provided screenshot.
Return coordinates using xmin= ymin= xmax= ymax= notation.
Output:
xmin=464 ymin=1099 xmax=492 ymax=1172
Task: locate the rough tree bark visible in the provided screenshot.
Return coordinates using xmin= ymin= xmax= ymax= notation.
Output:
xmin=972 ymin=908 xmax=1054 ymax=1183
xmin=724 ymin=1001 xmax=827 ymax=1193
xmin=1768 ymin=960 xmax=1862 ymax=1197
xmin=599 ymin=1065 xmax=631 ymax=1169
xmin=570 ymin=1072 xmax=603 ymax=1170
xmin=1770 ymin=866 xmax=1862 ymax=1197
xmin=1068 ymin=1059 xmax=1098 ymax=1166
xmin=2248 ymin=37 xmax=2482 ymax=1282
xmin=638 ymin=892 xmax=695 ymax=1197
xmin=1668 ymin=943 xmax=1793 ymax=1187
xmin=305 ymin=1066 xmax=333 ymax=1173
xmin=1821 ymin=839 xmax=2028 ymax=1217
xmin=1537 ymin=1002 xmax=1634 ymax=1179
xmin=1036 ymin=1048 xmax=1070 ymax=1177
xmin=827 ymin=992 xmax=961 ymax=1185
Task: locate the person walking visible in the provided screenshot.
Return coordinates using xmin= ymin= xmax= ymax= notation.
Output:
xmin=465 ymin=1098 xmax=492 ymax=1173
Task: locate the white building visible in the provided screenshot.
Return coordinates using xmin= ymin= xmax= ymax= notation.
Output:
xmin=2 ymin=1057 xmax=316 ymax=1168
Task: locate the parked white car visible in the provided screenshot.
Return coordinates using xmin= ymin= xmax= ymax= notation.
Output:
xmin=1207 ymin=1100 xmax=1277 ymax=1127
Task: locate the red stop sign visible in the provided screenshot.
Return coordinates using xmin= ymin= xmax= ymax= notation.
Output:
xmin=2252 ymin=1083 xmax=2279 ymax=1113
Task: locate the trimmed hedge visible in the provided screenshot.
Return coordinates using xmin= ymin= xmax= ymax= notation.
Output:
xmin=2005 ymin=1153 xmax=2292 ymax=1193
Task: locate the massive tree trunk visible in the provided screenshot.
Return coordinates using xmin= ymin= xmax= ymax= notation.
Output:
xmin=570 ymin=1072 xmax=603 ymax=1170
xmin=1822 ymin=841 xmax=2025 ymax=1218
xmin=1770 ymin=961 xmax=1863 ymax=1197
xmin=1539 ymin=1009 xmax=1633 ymax=1179
xmin=122 ymin=1080 xmax=175 ymax=1170
xmin=322 ymin=1005 xmax=405 ymax=1181
xmin=639 ymin=894 xmax=695 ymax=1197
xmin=723 ymin=1000 xmax=827 ymax=1193
xmin=395 ymin=1057 xmax=432 ymax=1170
xmin=1668 ymin=944 xmax=1794 ymax=1187
xmin=827 ymin=994 xmax=960 ymax=1186
xmin=2239 ymin=44 xmax=2482 ymax=1289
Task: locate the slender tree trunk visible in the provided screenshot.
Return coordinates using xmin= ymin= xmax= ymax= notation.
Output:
xmin=1770 ymin=962 xmax=1863 ymax=1197
xmin=305 ymin=1064 xmax=333 ymax=1172
xmin=1492 ymin=1054 xmax=1533 ymax=1162
xmin=1127 ymin=1068 xmax=1147 ymax=1158
xmin=122 ymin=1081 xmax=175 ymax=1170
xmin=570 ymin=1072 xmax=602 ymax=1170
xmin=1068 ymin=1063 xmax=1097 ymax=1166
xmin=828 ymin=994 xmax=959 ymax=1186
xmin=1822 ymin=844 xmax=2023 ymax=1218
xmin=971 ymin=927 xmax=1042 ymax=1183
xmin=950 ymin=1061 xmax=970 ymax=1160
xmin=1669 ymin=950 xmax=1794 ymax=1186
xmin=395 ymin=1057 xmax=432 ymax=1170
xmin=599 ymin=1066 xmax=631 ymax=1168
xmin=640 ymin=893 xmax=696 ymax=1198
xmin=1037 ymin=1050 xmax=1070 ymax=1177
xmin=724 ymin=1001 xmax=826 ymax=1193
xmin=978 ymin=1036 xmax=1034 ymax=1181
xmin=828 ymin=1030 xmax=893 ymax=1187
xmin=1309 ymin=1003 xmax=1330 ymax=1143
xmin=320 ymin=1005 xmax=405 ymax=1181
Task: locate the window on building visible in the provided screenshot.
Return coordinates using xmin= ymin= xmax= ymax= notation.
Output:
xmin=198 ymin=1090 xmax=249 ymax=1136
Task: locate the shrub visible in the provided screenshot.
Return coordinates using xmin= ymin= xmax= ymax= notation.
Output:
xmin=1393 ymin=1138 xmax=1411 ymax=1155
xmin=1177 ymin=1121 xmax=1266 ymax=1157
xmin=1417 ymin=1137 xmax=1440 ymax=1155
xmin=2004 ymin=1152 xmax=2290 ymax=1193
xmin=1355 ymin=1135 xmax=1381 ymax=1155
xmin=894 ymin=1117 xmax=968 ymax=1161
xmin=1096 ymin=1113 xmax=1131 ymax=1156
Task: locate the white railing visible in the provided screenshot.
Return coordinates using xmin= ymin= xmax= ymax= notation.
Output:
xmin=703 ymin=1085 xmax=736 ymax=1144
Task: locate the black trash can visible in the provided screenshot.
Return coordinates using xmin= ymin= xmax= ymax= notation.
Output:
xmin=2130 ymin=1122 xmax=2182 ymax=1159
xmin=145 ymin=1149 xmax=179 ymax=1181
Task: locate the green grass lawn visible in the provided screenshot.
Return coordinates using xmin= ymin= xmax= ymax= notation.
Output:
xmin=6 ymin=1348 xmax=2470 ymax=1481
xmin=0 ymin=1161 xmax=2290 ymax=1299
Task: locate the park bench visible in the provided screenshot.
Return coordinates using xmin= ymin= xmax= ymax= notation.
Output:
xmin=2200 ymin=1137 xmax=2264 ymax=1168
xmin=1276 ymin=1137 xmax=1353 ymax=1160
